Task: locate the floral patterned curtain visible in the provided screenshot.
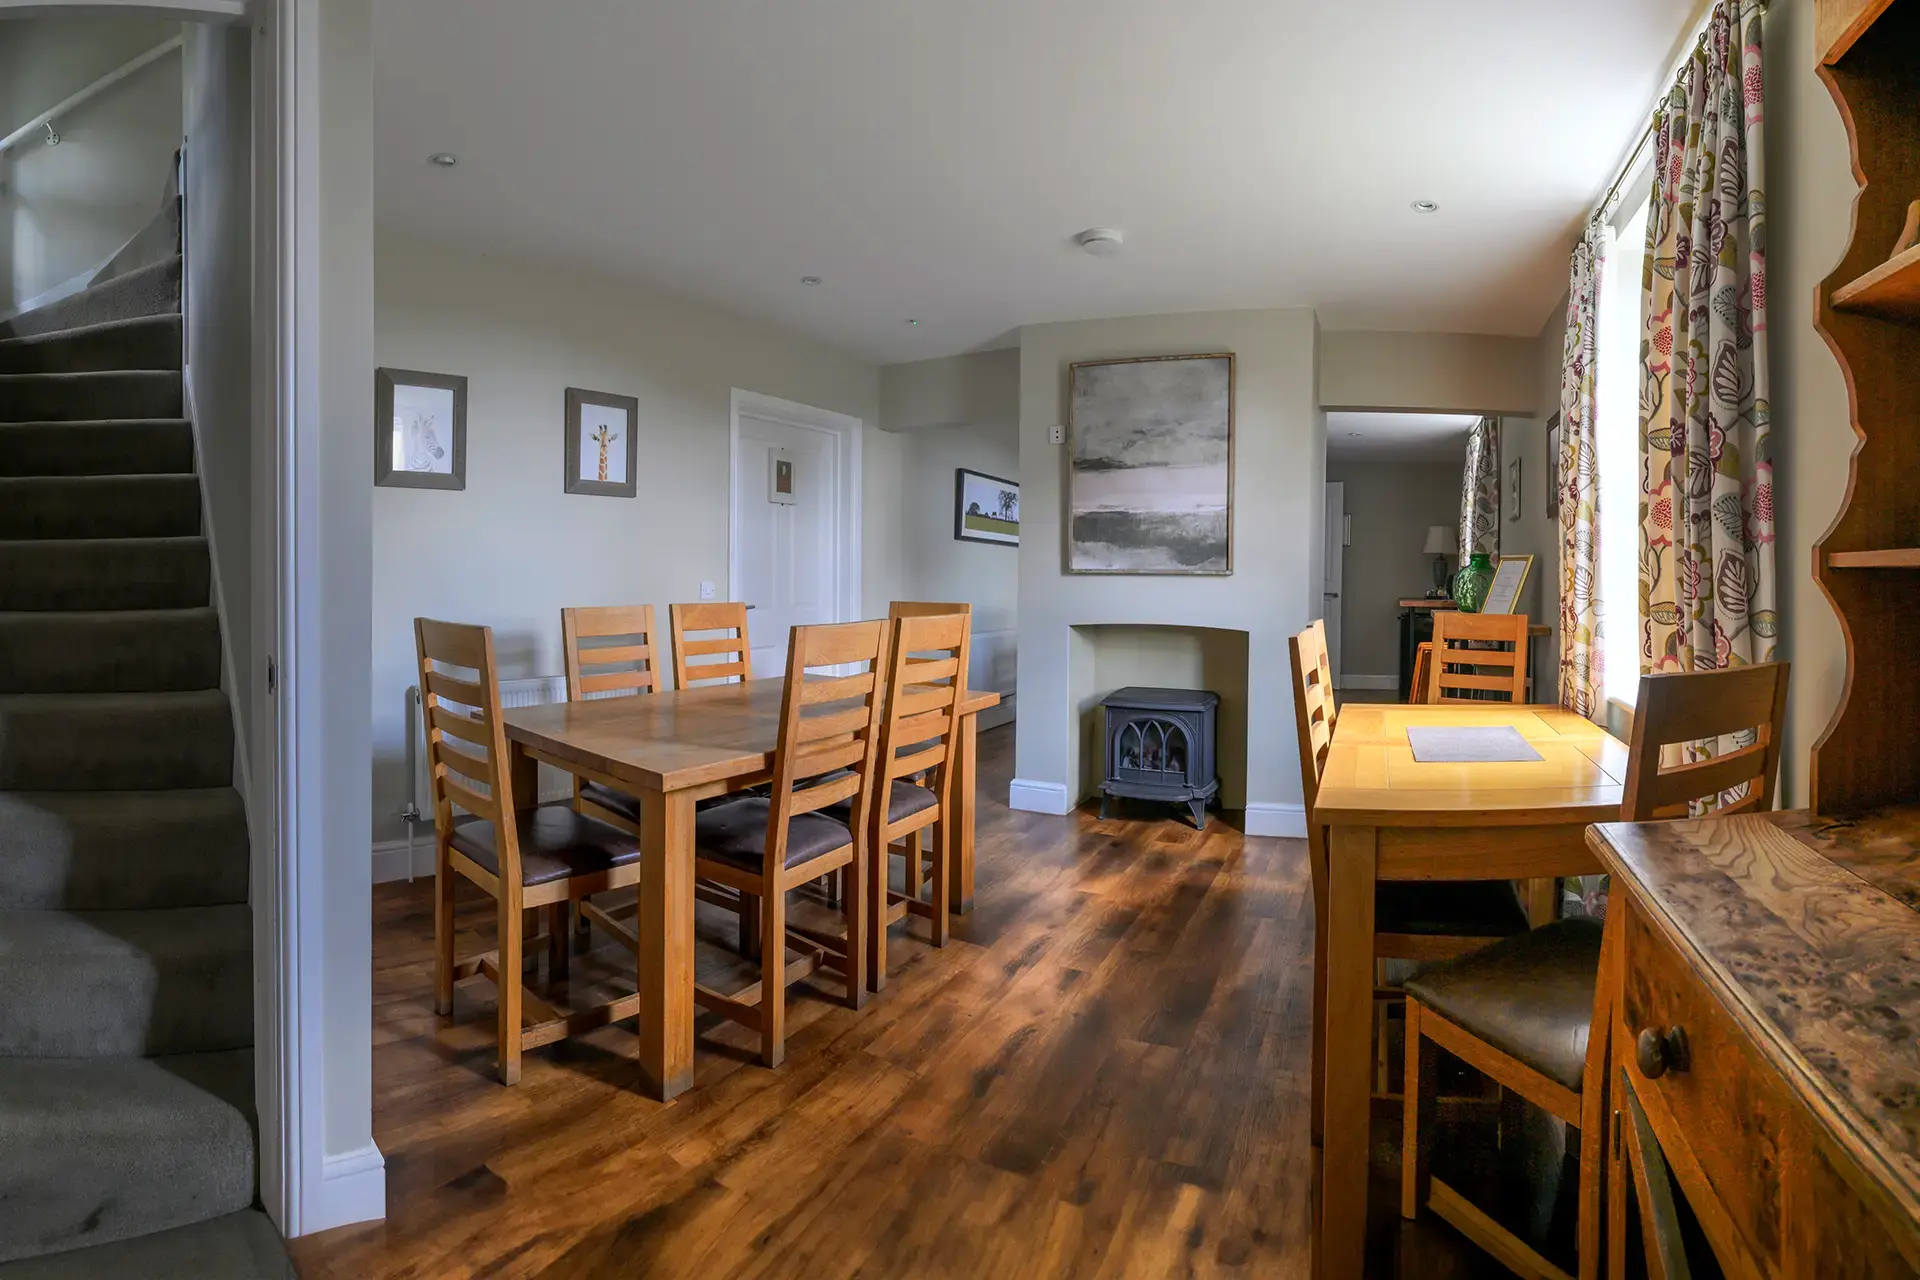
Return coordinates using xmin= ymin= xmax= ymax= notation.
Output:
xmin=1459 ymin=418 xmax=1500 ymax=560
xmin=1640 ymin=0 xmax=1775 ymax=692
xmin=1558 ymin=227 xmax=1605 ymax=721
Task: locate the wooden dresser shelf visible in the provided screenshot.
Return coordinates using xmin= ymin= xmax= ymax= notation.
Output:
xmin=1828 ymin=547 xmax=1920 ymax=568
xmin=1832 ymin=243 xmax=1920 ymax=323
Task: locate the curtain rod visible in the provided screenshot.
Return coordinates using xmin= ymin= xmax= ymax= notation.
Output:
xmin=1587 ymin=0 xmax=1766 ymax=228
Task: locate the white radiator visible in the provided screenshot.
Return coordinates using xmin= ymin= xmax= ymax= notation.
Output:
xmin=403 ymin=675 xmax=572 ymax=831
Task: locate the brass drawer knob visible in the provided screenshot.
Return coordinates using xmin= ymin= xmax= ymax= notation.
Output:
xmin=1636 ymin=1025 xmax=1691 ymax=1079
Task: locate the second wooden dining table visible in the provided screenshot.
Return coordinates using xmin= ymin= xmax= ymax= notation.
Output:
xmin=1310 ymin=702 xmax=1627 ymax=1278
xmin=503 ymin=676 xmax=1000 ymax=1101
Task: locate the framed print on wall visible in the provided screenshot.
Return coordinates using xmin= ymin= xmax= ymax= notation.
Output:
xmin=768 ymin=450 xmax=797 ymax=504
xmin=375 ymin=367 xmax=467 ymax=490
xmin=1506 ymin=455 xmax=1522 ymax=522
xmin=1067 ymin=352 xmax=1233 ymax=574
xmin=954 ymin=468 xmax=1019 ymax=546
xmin=1545 ymin=412 xmax=1562 ymax=518
xmin=563 ymin=387 xmax=639 ymax=497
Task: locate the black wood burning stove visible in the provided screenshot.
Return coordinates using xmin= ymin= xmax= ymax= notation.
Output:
xmin=1098 ymin=687 xmax=1220 ymax=829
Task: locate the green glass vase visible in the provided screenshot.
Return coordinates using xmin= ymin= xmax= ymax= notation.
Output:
xmin=1452 ymin=552 xmax=1495 ymax=613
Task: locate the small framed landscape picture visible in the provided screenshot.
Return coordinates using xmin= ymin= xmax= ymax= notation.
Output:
xmin=768 ymin=451 xmax=797 ymax=504
xmin=954 ymin=468 xmax=1019 ymax=546
xmin=563 ymin=388 xmax=639 ymax=498
xmin=375 ymin=367 xmax=467 ymax=490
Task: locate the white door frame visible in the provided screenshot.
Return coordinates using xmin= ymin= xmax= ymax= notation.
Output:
xmin=727 ymin=389 xmax=864 ymax=639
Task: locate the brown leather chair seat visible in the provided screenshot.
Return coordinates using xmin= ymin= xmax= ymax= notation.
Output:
xmin=451 ymin=802 xmax=641 ymax=886
xmin=826 ymin=778 xmax=936 ymax=828
xmin=1377 ymin=879 xmax=1530 ymax=938
xmin=695 ymin=797 xmax=854 ymax=872
xmin=579 ymin=781 xmax=640 ymax=823
xmin=1402 ymin=916 xmax=1605 ymax=1090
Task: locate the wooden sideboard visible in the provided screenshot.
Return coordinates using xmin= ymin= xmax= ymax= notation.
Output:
xmin=1587 ymin=807 xmax=1920 ymax=1277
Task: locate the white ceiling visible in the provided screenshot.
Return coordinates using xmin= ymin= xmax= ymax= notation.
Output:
xmin=373 ymin=0 xmax=1693 ymax=364
xmin=1327 ymin=411 xmax=1478 ymax=463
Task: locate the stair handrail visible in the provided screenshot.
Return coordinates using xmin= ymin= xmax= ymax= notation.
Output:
xmin=0 ymin=35 xmax=182 ymax=161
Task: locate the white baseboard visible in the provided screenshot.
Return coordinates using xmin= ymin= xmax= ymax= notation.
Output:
xmin=1008 ymin=777 xmax=1074 ymax=815
xmin=1337 ymin=674 xmax=1397 ymax=691
xmin=309 ymin=1142 xmax=385 ymax=1232
xmin=1243 ymin=801 xmax=1308 ymax=838
xmin=371 ymin=835 xmax=433 ymax=884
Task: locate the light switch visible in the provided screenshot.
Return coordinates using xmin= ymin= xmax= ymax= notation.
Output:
xmin=699 ymin=580 xmax=716 ymax=601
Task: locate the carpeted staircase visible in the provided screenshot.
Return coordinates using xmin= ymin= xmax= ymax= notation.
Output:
xmin=0 ymin=208 xmax=292 ymax=1277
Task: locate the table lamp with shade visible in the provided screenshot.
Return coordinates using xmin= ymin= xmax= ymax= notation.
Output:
xmin=1423 ymin=525 xmax=1460 ymax=598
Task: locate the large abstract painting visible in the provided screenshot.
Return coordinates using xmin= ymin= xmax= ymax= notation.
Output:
xmin=1068 ymin=353 xmax=1233 ymax=574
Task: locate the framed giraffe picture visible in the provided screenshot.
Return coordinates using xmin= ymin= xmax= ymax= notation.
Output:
xmin=563 ymin=387 xmax=639 ymax=498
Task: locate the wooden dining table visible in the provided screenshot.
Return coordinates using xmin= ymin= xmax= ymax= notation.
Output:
xmin=502 ymin=676 xmax=1001 ymax=1101
xmin=1310 ymin=702 xmax=1626 ymax=1279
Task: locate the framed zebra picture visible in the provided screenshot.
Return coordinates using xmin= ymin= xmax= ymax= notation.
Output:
xmin=563 ymin=387 xmax=639 ymax=498
xmin=375 ymin=367 xmax=467 ymax=490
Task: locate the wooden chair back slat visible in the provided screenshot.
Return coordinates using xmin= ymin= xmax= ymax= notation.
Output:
xmin=762 ymin=621 xmax=889 ymax=867
xmin=1622 ymin=663 xmax=1790 ymax=822
xmin=414 ymin=620 xmax=519 ymax=876
xmin=798 ymin=672 xmax=878 ymax=706
xmin=1428 ymin=611 xmax=1528 ymax=703
xmin=889 ymin=601 xmax=972 ymax=625
xmin=562 ymin=605 xmax=660 ymax=701
xmin=1408 ymin=642 xmax=1434 ymax=705
xmin=669 ymin=601 xmax=752 ymax=688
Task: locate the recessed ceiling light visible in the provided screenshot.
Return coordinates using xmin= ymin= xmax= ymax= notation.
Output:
xmin=1074 ymin=227 xmax=1125 ymax=257
xmin=1410 ymin=199 xmax=1439 ymax=213
xmin=428 ymin=152 xmax=458 ymax=168
xmin=800 ymin=276 xmax=822 ymax=286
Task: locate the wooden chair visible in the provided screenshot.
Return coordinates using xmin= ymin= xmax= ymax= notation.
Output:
xmin=1401 ymin=661 xmax=1791 ymax=1280
xmin=415 ymin=618 xmax=645 ymax=1086
xmin=1408 ymin=642 xmax=1434 ymax=705
xmin=669 ymin=601 xmax=752 ymax=688
xmin=691 ymin=620 xmax=887 ymax=1065
xmin=851 ymin=608 xmax=970 ymax=992
xmin=560 ymin=604 xmax=661 ymax=835
xmin=1289 ymin=620 xmax=1530 ymax=1146
xmin=1428 ymin=611 xmax=1529 ymax=703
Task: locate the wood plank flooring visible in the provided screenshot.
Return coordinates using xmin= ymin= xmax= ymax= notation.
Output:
xmin=290 ymin=726 xmax=1523 ymax=1279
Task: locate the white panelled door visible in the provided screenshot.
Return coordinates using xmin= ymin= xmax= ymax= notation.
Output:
xmin=1323 ymin=481 xmax=1345 ymax=685
xmin=733 ymin=411 xmax=840 ymax=677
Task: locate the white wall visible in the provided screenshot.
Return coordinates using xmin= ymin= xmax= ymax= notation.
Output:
xmin=1013 ymin=307 xmax=1321 ymax=834
xmin=900 ymin=419 xmax=1019 ymax=729
xmin=316 ymin=0 xmax=378 ymax=1219
xmin=180 ymin=19 xmax=252 ymax=757
xmin=1325 ymin=457 xmax=1463 ymax=682
xmin=371 ymin=229 xmax=895 ymax=845
xmin=1766 ymin=0 xmax=1854 ymax=808
xmin=1319 ymin=330 xmax=1541 ymax=416
xmin=0 ymin=14 xmax=181 ymax=309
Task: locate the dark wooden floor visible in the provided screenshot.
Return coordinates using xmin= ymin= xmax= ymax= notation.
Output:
xmin=291 ymin=725 xmax=1525 ymax=1279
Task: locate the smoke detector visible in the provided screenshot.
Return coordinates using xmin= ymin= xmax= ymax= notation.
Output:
xmin=1074 ymin=227 xmax=1125 ymax=257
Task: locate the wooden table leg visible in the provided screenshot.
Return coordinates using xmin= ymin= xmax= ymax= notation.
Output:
xmin=945 ymin=712 xmax=978 ymax=915
xmin=1319 ymin=823 xmax=1378 ymax=1280
xmin=637 ymin=785 xmax=696 ymax=1101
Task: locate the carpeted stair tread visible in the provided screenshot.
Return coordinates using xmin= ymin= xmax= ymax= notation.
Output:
xmin=0 ymin=370 xmax=182 ymax=421
xmin=0 ymin=607 xmax=220 ymax=693
xmin=0 ymin=536 xmax=210 ymax=610
xmin=0 ymin=1051 xmax=256 ymax=1264
xmin=0 ymin=1210 xmax=288 ymax=1280
xmin=0 ymin=474 xmax=200 ymax=539
xmin=0 ymin=789 xmax=248 ymax=911
xmin=0 ymin=905 xmax=253 ymax=1057
xmin=0 ymin=258 xmax=182 ymax=341
xmin=0 ymin=420 xmax=194 ymax=476
xmin=0 ymin=315 xmax=182 ymax=374
xmin=0 ymin=1210 xmax=290 ymax=1280
xmin=0 ymin=689 xmax=233 ymax=790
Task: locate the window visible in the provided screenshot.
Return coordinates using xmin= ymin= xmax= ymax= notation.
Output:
xmin=1597 ymin=194 xmax=1649 ymax=708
